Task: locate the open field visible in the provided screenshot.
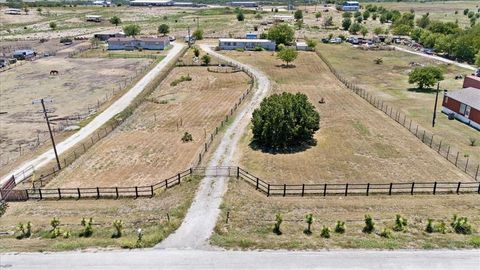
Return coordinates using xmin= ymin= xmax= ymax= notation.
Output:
xmin=212 ymin=179 xmax=480 ymax=250
xmin=317 ymin=43 xmax=480 ymax=162
xmin=0 ymin=45 xmax=153 ymax=176
xmin=220 ymin=50 xmax=470 ymax=184
xmin=46 ymin=66 xmax=250 ymax=188
xmin=0 ymin=175 xmax=201 ymax=252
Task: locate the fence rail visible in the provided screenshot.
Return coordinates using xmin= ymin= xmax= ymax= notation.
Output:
xmin=315 ymin=50 xmax=480 ymax=181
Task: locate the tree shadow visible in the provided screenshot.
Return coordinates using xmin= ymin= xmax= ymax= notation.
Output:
xmin=407 ymin=87 xmax=437 ymax=94
xmin=249 ymin=138 xmax=317 ymax=155
xmin=275 ymin=64 xmax=297 ymax=69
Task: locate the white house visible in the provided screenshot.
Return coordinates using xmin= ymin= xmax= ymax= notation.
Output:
xmin=107 ymin=37 xmax=170 ymax=50
xmin=218 ymin=38 xmax=276 ymax=51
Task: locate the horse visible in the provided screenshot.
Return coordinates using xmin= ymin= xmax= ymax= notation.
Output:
xmin=49 ymin=70 xmax=59 ymax=75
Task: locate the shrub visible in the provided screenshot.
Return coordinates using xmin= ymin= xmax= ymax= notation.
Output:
xmin=112 ymin=220 xmax=124 ymax=238
xmin=181 ymin=132 xmax=193 ymax=142
xmin=363 ymin=215 xmax=375 ymax=234
xmin=426 ymin=219 xmax=434 ymax=233
xmin=80 ymin=218 xmax=94 ymax=237
xmin=436 ymin=220 xmax=447 ymax=234
xmin=135 ymin=228 xmax=144 ymax=248
xmin=236 ymin=11 xmax=244 ymax=21
xmin=380 ymin=228 xmax=393 ymax=238
xmin=470 ymin=138 xmax=477 ymax=146
xmin=123 ymin=24 xmax=141 ymax=37
xmin=0 ymin=201 xmax=7 ymax=218
xmin=277 ymin=47 xmax=298 ymax=67
xmin=63 ymin=230 xmax=71 ymax=239
xmin=251 ymin=92 xmax=320 ymax=149
xmin=334 ymin=221 xmax=346 ymax=234
xmin=201 ymin=54 xmax=211 ymax=66
xmin=158 ymin=24 xmax=169 ymax=36
xmin=253 ymin=46 xmax=264 ymax=51
xmin=16 ymin=222 xmax=31 ymax=239
xmin=273 ymin=213 xmax=283 ymax=235
xmin=171 ymin=75 xmax=192 ymax=86
xmin=408 ymin=66 xmax=444 ymax=90
xmin=320 ymin=226 xmax=331 ymax=238
xmin=451 ymin=215 xmax=473 ymax=235
xmin=304 ymin=214 xmax=314 ymax=235
xmin=393 ymin=214 xmax=407 ymax=232
xmin=49 ymin=217 xmax=61 ymax=238
xmin=192 ymin=28 xmax=203 ymax=40
xmin=49 ymin=21 xmax=57 ymax=30
xmin=235 ymin=48 xmax=245 ymax=52
xmin=374 ymin=58 xmax=383 ymax=64
xmin=193 ymin=47 xmax=200 ymax=57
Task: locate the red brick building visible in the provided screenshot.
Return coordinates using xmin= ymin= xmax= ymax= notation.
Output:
xmin=442 ymin=87 xmax=480 ymax=130
xmin=463 ymin=75 xmax=480 ymax=89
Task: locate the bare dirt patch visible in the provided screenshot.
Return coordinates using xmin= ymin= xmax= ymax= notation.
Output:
xmin=46 ymin=66 xmax=250 ymax=188
xmin=220 ymin=51 xmax=470 ymax=184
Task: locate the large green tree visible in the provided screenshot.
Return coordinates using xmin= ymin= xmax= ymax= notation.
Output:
xmin=109 ymin=16 xmax=122 ymax=26
xmin=251 ymin=92 xmax=320 ymax=149
xmin=267 ymin=23 xmax=294 ymax=46
xmin=277 ymin=47 xmax=298 ymax=66
xmin=123 ymin=24 xmax=141 ymax=37
xmin=158 ymin=24 xmax=169 ymax=35
xmin=408 ymin=66 xmax=444 ymax=89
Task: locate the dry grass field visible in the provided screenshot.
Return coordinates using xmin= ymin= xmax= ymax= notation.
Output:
xmin=0 ymin=47 xmax=152 ymax=176
xmin=212 ymin=179 xmax=480 ymax=250
xmin=221 ymin=50 xmax=470 ymax=184
xmin=317 ymin=44 xmax=480 ymax=162
xmin=0 ymin=175 xmax=201 ymax=252
xmin=46 ymin=66 xmax=250 ymax=188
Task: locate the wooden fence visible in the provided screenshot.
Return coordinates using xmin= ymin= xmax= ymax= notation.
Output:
xmin=315 ymin=50 xmax=480 ymax=181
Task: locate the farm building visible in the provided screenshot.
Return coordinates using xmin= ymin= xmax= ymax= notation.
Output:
xmin=463 ymin=75 xmax=480 ymax=89
xmin=12 ymin=49 xmax=35 ymax=60
xmin=4 ymin=8 xmax=22 ymax=15
xmin=442 ymin=87 xmax=480 ymax=130
xmin=218 ymin=38 xmax=276 ymax=51
xmin=296 ymin=41 xmax=309 ymax=51
xmin=107 ymin=37 xmax=170 ymax=50
xmin=129 ymin=0 xmax=174 ymax=6
xmin=94 ymin=31 xmax=126 ymax=41
xmin=228 ymin=1 xmax=259 ymax=7
xmin=86 ymin=15 xmax=103 ymax=22
xmin=341 ymin=1 xmax=360 ymax=11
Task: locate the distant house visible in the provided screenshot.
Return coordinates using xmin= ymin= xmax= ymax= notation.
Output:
xmin=295 ymin=41 xmax=309 ymax=51
xmin=218 ymin=38 xmax=276 ymax=51
xmin=228 ymin=1 xmax=259 ymax=7
xmin=245 ymin=32 xmax=258 ymax=39
xmin=342 ymin=1 xmax=359 ymax=11
xmin=4 ymin=8 xmax=22 ymax=15
xmin=107 ymin=37 xmax=170 ymax=50
xmin=273 ymin=15 xmax=294 ymax=23
xmin=129 ymin=0 xmax=174 ymax=6
xmin=93 ymin=0 xmax=111 ymax=6
xmin=13 ymin=49 xmax=35 ymax=60
xmin=86 ymin=15 xmax=103 ymax=22
xmin=463 ymin=75 xmax=480 ymax=89
xmin=94 ymin=31 xmax=126 ymax=41
xmin=442 ymin=87 xmax=480 ymax=130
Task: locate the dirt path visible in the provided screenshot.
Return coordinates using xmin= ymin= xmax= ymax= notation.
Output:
xmin=0 ymin=42 xmax=186 ymax=186
xmin=156 ymin=45 xmax=271 ymax=249
xmin=393 ymin=46 xmax=476 ymax=71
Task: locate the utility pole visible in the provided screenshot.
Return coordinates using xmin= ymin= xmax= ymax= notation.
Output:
xmin=33 ymin=98 xmax=61 ymax=170
xmin=432 ymin=83 xmax=440 ymax=127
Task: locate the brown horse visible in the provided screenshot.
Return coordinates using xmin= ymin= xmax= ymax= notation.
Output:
xmin=49 ymin=70 xmax=59 ymax=75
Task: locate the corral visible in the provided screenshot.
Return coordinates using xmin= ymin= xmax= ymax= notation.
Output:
xmin=46 ymin=66 xmax=250 ymax=188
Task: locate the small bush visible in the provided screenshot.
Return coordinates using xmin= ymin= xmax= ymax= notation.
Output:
xmin=393 ymin=214 xmax=407 ymax=232
xmin=181 ymin=132 xmax=193 ymax=142
xmin=63 ymin=230 xmax=71 ymax=239
xmin=334 ymin=221 xmax=346 ymax=234
xmin=363 ymin=215 xmax=375 ymax=234
xmin=50 ymin=217 xmax=61 ymax=238
xmin=470 ymin=138 xmax=477 ymax=146
xmin=374 ymin=58 xmax=383 ymax=64
xmin=273 ymin=213 xmax=283 ymax=235
xmin=253 ymin=46 xmax=264 ymax=51
xmin=426 ymin=219 xmax=434 ymax=233
xmin=170 ymin=75 xmax=192 ymax=86
xmin=16 ymin=222 xmax=31 ymax=239
xmin=320 ymin=226 xmax=331 ymax=238
xmin=112 ymin=219 xmax=124 ymax=238
xmin=451 ymin=215 xmax=473 ymax=235
xmin=0 ymin=202 xmax=8 ymax=218
xmin=304 ymin=213 xmax=314 ymax=235
xmin=435 ymin=220 xmax=447 ymax=234
xmin=380 ymin=228 xmax=393 ymax=238
xmin=135 ymin=228 xmax=144 ymax=248
xmin=235 ymin=48 xmax=245 ymax=52
xmin=80 ymin=217 xmax=94 ymax=237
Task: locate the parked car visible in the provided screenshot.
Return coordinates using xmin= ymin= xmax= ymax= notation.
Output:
xmin=0 ymin=58 xmax=8 ymax=68
xmin=321 ymin=38 xmax=330 ymax=43
xmin=329 ymin=38 xmax=342 ymax=44
xmin=422 ymin=48 xmax=434 ymax=55
xmin=169 ymin=36 xmax=176 ymax=42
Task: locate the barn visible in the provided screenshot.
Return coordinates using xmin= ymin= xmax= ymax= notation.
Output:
xmin=442 ymin=87 xmax=480 ymax=130
xmin=462 ymin=75 xmax=480 ymax=89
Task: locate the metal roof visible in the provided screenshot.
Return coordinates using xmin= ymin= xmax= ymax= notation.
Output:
xmin=219 ymin=38 xmax=274 ymax=43
xmin=446 ymin=87 xmax=480 ymax=109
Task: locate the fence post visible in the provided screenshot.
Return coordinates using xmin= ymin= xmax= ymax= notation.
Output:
xmin=177 ymin=173 xmax=181 ymax=184
xmin=256 ymin=177 xmax=259 ymax=190
xmin=236 ymin=167 xmax=240 ymax=179
xmin=430 ymin=134 xmax=434 ymax=148
xmin=366 ymin=183 xmax=370 ymax=196
xmin=204 ymin=143 xmax=207 ymax=151
xmin=226 ymin=211 xmax=230 ymax=224
xmin=455 ymin=152 xmax=459 ymax=166
xmin=456 ymin=182 xmax=461 ymax=194
xmin=476 ymin=164 xmax=479 ymax=180
xmin=421 ymin=130 xmax=425 ymax=142
xmin=478 ymin=183 xmax=480 ymax=194
xmin=190 ymin=167 xmax=193 ymax=175
xmin=77 ymin=188 xmax=81 ymax=199
xmin=267 ymin=184 xmax=270 ymax=197
xmin=283 ymin=184 xmax=286 ymax=197
xmin=438 ymin=140 xmax=442 ymax=153
xmin=150 ymin=185 xmax=154 ymax=197
xmin=165 ymin=179 xmax=168 ymax=188
xmin=39 ymin=189 xmax=43 ymax=200
xmin=465 ymin=157 xmax=469 ymax=172
xmin=323 ymin=184 xmax=327 ymax=196
xmin=301 ymin=184 xmax=305 ymax=197
xmin=57 ymin=188 xmax=61 ymax=200
xmin=135 ymin=187 xmax=138 ymax=199
xmin=96 ymin=187 xmax=100 ymax=199
xmin=345 ymin=183 xmax=348 ymax=196
xmin=115 ymin=187 xmax=119 ymax=199
xmin=25 ymin=189 xmax=29 ymax=200
xmin=447 ymin=146 xmax=451 ymax=159
xmin=433 ymin=182 xmax=437 ymax=195
xmin=411 ymin=182 xmax=415 ymax=195
xmin=389 ymin=183 xmax=392 ymax=195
